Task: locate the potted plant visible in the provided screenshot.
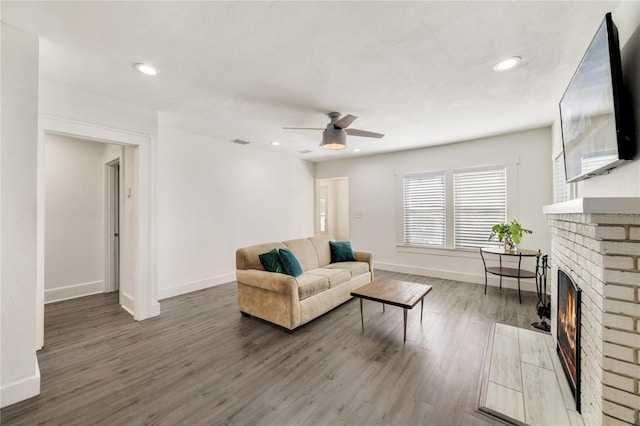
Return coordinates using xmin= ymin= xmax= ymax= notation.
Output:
xmin=489 ymin=220 xmax=532 ymax=251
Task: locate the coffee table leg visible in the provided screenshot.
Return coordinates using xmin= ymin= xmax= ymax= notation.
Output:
xmin=382 ymin=303 xmax=385 ymax=313
xmin=360 ymin=298 xmax=364 ymax=331
xmin=421 ymin=299 xmax=424 ymax=323
xmin=403 ymin=308 xmax=408 ymax=342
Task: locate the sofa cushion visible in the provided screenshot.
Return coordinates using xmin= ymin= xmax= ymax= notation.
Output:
xmin=279 ymin=249 xmax=303 ymax=277
xmin=309 ymin=235 xmax=334 ymax=267
xmin=305 ymin=267 xmax=351 ymax=288
xmin=325 ymin=261 xmax=369 ymax=278
xmin=330 ymin=241 xmax=357 ymax=262
xmin=296 ymin=274 xmax=330 ymax=300
xmin=236 ymin=242 xmax=287 ymax=270
xmin=283 ymin=238 xmax=320 ymax=271
xmin=258 ymin=249 xmax=284 ymax=274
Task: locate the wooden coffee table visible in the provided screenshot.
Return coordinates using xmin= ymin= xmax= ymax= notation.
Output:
xmin=351 ymin=279 xmax=433 ymax=342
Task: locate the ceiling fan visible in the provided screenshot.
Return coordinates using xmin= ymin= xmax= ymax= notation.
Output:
xmin=283 ymin=112 xmax=384 ymax=150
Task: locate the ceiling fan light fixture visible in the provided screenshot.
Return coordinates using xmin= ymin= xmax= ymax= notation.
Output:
xmin=323 ymin=142 xmax=346 ymax=150
xmin=285 ymin=112 xmax=382 ymax=150
xmin=321 ymin=127 xmax=347 ymax=150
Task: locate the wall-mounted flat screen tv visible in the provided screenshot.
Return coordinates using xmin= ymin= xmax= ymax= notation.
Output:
xmin=560 ymin=13 xmax=634 ymax=183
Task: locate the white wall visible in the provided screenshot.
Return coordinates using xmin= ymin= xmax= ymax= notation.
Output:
xmin=316 ymin=127 xmax=553 ymax=288
xmin=39 ymin=78 xmax=158 ymax=136
xmin=553 ymin=2 xmax=640 ymax=198
xmin=156 ymin=121 xmax=314 ymax=299
xmin=44 ymin=134 xmax=121 ymax=302
xmin=1 ymin=23 xmax=40 ymax=408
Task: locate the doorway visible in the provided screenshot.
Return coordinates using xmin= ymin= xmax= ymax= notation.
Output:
xmin=110 ymin=162 xmax=120 ymax=292
xmin=36 ymin=115 xmax=159 ymax=350
xmin=104 ymin=149 xmax=123 ymax=307
xmin=315 ymin=177 xmax=349 ymax=240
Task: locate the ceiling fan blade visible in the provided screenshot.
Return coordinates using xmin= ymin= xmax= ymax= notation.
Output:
xmin=333 ymin=114 xmax=358 ymax=129
xmin=282 ymin=127 xmax=325 ymax=130
xmin=346 ymin=128 xmax=384 ymax=138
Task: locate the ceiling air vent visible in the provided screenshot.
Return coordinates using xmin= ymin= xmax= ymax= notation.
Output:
xmin=232 ymin=139 xmax=251 ymax=145
xmin=298 ymin=150 xmax=312 ymax=154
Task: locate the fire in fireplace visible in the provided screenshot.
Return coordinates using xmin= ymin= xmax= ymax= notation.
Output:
xmin=557 ymin=269 xmax=582 ymax=412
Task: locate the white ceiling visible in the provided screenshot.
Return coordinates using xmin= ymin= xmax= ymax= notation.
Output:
xmin=2 ymin=1 xmax=620 ymax=161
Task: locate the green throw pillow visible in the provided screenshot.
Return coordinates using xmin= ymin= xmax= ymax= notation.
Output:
xmin=330 ymin=241 xmax=356 ymax=263
xmin=259 ymin=248 xmax=284 ymax=274
xmin=278 ymin=248 xmax=303 ymax=277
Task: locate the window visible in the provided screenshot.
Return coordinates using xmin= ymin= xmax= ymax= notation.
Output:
xmin=318 ymin=185 xmax=328 ymax=234
xmin=453 ymin=167 xmax=506 ymax=248
xmin=554 ymin=153 xmax=569 ymax=203
xmin=402 ymin=172 xmax=445 ymax=247
xmin=399 ymin=163 xmax=514 ymax=250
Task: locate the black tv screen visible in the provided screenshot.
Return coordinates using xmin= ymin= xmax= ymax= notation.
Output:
xmin=560 ymin=13 xmax=633 ymax=182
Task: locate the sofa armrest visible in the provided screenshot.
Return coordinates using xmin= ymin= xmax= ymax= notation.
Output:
xmin=236 ymin=269 xmax=298 ymax=296
xmin=354 ymin=251 xmax=374 ymax=279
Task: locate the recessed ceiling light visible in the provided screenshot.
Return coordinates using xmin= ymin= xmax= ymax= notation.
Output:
xmin=353 ymin=148 xmax=361 ymax=152
xmin=493 ymin=56 xmax=521 ymax=72
xmin=133 ymin=63 xmax=157 ymax=76
xmin=271 ymin=141 xmax=280 ymax=146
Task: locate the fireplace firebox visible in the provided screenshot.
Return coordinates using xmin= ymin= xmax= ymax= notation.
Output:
xmin=557 ymin=269 xmax=582 ymax=412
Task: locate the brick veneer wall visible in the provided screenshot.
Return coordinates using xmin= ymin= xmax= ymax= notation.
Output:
xmin=547 ymin=213 xmax=640 ymax=426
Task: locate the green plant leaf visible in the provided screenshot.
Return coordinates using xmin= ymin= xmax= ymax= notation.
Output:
xmin=488 ymin=220 xmax=532 ymax=245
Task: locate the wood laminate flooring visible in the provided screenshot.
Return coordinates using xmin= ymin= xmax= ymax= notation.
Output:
xmin=1 ymin=270 xmax=539 ymax=426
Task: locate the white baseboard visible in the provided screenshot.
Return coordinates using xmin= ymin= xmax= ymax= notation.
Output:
xmin=158 ymin=273 xmax=236 ymax=300
xmin=1 ymin=358 xmax=40 ymax=408
xmin=149 ymin=301 xmax=161 ymax=317
xmin=44 ymin=280 xmax=104 ymax=304
xmin=374 ymin=262 xmax=537 ymax=293
xmin=121 ymin=291 xmax=135 ymax=316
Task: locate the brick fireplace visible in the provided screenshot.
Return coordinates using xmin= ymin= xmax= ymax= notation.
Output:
xmin=544 ymin=198 xmax=640 ymax=426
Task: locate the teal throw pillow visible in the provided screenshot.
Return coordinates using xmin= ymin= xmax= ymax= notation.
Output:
xmin=330 ymin=241 xmax=356 ymax=263
xmin=259 ymin=248 xmax=284 ymax=274
xmin=278 ymin=248 xmax=303 ymax=277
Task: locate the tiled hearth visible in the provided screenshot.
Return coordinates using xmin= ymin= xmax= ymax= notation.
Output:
xmin=544 ymin=198 xmax=640 ymax=426
xmin=478 ymin=323 xmax=582 ymax=425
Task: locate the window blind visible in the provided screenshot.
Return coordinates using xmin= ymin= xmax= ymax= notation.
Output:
xmin=403 ymin=173 xmax=445 ymax=247
xmin=453 ymin=168 xmax=506 ymax=248
xmin=554 ymin=154 xmax=569 ymax=203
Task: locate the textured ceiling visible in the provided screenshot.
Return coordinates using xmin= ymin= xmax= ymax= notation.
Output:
xmin=2 ymin=1 xmax=620 ymax=161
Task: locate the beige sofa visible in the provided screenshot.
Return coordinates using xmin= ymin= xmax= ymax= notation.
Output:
xmin=236 ymin=236 xmax=374 ymax=331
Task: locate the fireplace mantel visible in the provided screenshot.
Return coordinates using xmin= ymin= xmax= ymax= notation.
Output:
xmin=543 ymin=197 xmax=640 ymax=215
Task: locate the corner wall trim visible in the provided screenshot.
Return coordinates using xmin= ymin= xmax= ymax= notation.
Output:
xmin=0 ymin=358 xmax=40 ymax=408
xmin=158 ymin=273 xmax=236 ymax=300
xmin=121 ymin=292 xmax=135 ymax=317
xmin=149 ymin=302 xmax=161 ymax=317
xmin=44 ymin=280 xmax=104 ymax=304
